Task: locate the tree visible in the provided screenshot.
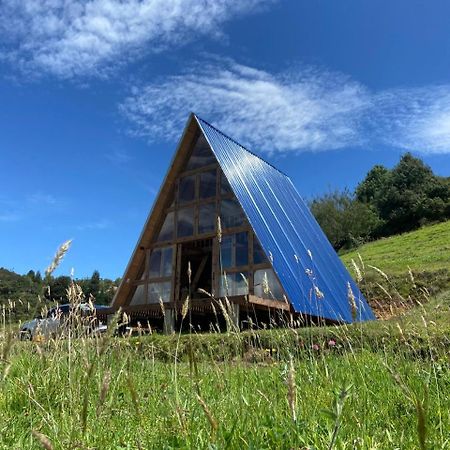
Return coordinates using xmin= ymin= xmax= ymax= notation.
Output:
xmin=310 ymin=190 xmax=382 ymax=250
xmin=356 ymin=164 xmax=390 ymax=207
xmin=34 ymin=271 xmax=42 ymax=284
xmin=89 ymin=270 xmax=101 ymax=298
xmin=46 ymin=276 xmax=71 ymax=302
xmin=356 ymin=153 xmax=450 ymax=236
xmin=26 ymin=270 xmax=35 ymax=281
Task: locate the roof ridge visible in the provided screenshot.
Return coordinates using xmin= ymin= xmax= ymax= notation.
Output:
xmin=194 ymin=114 xmax=289 ymax=178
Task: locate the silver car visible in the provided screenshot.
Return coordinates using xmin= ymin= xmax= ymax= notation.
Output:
xmin=19 ymin=304 xmax=107 ymax=340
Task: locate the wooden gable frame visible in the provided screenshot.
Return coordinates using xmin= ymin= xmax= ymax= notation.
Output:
xmin=113 ymin=114 xmax=200 ymax=308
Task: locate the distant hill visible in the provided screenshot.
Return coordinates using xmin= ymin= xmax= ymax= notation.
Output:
xmin=0 ymin=268 xmax=119 ymax=322
xmin=0 ymin=267 xmax=42 ymax=320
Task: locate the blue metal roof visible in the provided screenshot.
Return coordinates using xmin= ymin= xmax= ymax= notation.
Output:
xmin=196 ymin=115 xmax=375 ymax=323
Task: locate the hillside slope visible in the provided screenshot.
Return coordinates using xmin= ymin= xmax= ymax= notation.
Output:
xmin=340 ymin=221 xmax=450 ymax=318
xmin=341 ymin=220 xmax=450 ymax=274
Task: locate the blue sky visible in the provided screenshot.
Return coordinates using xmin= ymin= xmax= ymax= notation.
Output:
xmin=1 ymin=0 xmax=449 ymax=279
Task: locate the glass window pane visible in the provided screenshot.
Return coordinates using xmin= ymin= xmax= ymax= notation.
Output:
xmin=179 ymin=175 xmax=196 ymax=203
xmin=235 ymin=232 xmax=248 ymax=267
xmin=130 ymin=284 xmax=146 ymax=305
xmin=198 ymin=203 xmax=216 ymax=234
xmin=220 ymin=272 xmax=248 ymax=297
xmin=149 ymin=249 xmax=162 ymax=278
xmin=186 ymin=135 xmax=216 ymax=170
xmin=161 ymin=247 xmax=173 ymax=277
xmin=221 ymin=198 xmax=245 ymax=229
xmin=254 ymin=269 xmax=284 ymax=300
xmin=221 ymin=172 xmax=233 ymax=195
xmin=177 ymin=208 xmax=194 ymax=237
xmin=148 ymin=281 xmax=172 ymax=303
xmin=220 ymin=235 xmax=233 ymax=269
xmin=199 ymin=170 xmax=216 ymax=199
xmin=253 ymin=237 xmax=268 ymax=265
xmin=156 ymin=212 xmax=174 ymax=242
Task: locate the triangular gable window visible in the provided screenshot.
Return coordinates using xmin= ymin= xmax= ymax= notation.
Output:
xmin=186 ymin=134 xmax=216 ymax=170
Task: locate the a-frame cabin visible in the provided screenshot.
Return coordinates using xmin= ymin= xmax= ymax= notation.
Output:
xmin=112 ymin=114 xmax=375 ymax=332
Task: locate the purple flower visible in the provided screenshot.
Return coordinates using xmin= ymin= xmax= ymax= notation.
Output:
xmin=328 ymin=339 xmax=336 ymax=347
xmin=312 ymin=344 xmax=320 ymax=351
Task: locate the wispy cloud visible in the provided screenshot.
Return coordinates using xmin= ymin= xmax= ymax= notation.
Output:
xmin=106 ymin=149 xmax=132 ymax=165
xmin=373 ymin=86 xmax=450 ymax=154
xmin=121 ymin=60 xmax=371 ymax=153
xmin=121 ymin=60 xmax=450 ymax=154
xmin=0 ymin=0 xmax=273 ymax=79
xmin=28 ymin=192 xmax=58 ymax=205
xmin=76 ymin=219 xmax=111 ymax=231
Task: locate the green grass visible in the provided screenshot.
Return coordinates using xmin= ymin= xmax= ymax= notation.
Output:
xmin=1 ymin=223 xmax=450 ymax=449
xmin=1 ymin=289 xmax=450 ymax=449
xmin=340 ymin=220 xmax=450 ymax=274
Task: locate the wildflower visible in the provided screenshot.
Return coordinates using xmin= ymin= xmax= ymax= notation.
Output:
xmin=328 ymin=339 xmax=336 ymax=347
xmin=312 ymin=344 xmax=319 ymax=351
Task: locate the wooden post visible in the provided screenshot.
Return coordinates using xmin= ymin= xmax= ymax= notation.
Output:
xmin=163 ymin=309 xmax=175 ymax=334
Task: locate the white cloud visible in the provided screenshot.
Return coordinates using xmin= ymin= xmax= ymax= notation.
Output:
xmin=120 ymin=61 xmax=371 ymax=153
xmin=121 ymin=60 xmax=450 ymax=154
xmin=374 ymin=86 xmax=450 ymax=154
xmin=0 ymin=0 xmax=273 ymax=78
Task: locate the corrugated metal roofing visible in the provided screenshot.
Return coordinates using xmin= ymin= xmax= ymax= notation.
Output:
xmin=196 ymin=115 xmax=375 ymax=323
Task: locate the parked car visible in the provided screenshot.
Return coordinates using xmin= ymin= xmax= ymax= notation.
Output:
xmin=19 ymin=303 xmax=109 ymax=341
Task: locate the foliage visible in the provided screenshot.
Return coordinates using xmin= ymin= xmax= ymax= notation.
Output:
xmin=310 ymin=190 xmax=382 ymax=249
xmin=311 ymin=153 xmax=450 ymax=250
xmin=0 ymin=268 xmax=119 ymax=321
xmin=356 ymin=153 xmax=450 ymax=236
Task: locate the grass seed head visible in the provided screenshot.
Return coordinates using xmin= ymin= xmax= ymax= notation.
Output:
xmin=287 ymin=358 xmax=297 ymax=422
xmin=45 ymin=239 xmax=72 ymax=278
xmin=347 ymin=282 xmax=358 ymax=321
xmin=182 ymin=296 xmax=189 ymax=320
xmin=351 ymin=259 xmax=363 ymax=283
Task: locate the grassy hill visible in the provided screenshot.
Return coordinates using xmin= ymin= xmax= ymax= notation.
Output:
xmin=340 ymin=220 xmax=450 ymax=317
xmin=340 ymin=220 xmax=450 ymax=274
